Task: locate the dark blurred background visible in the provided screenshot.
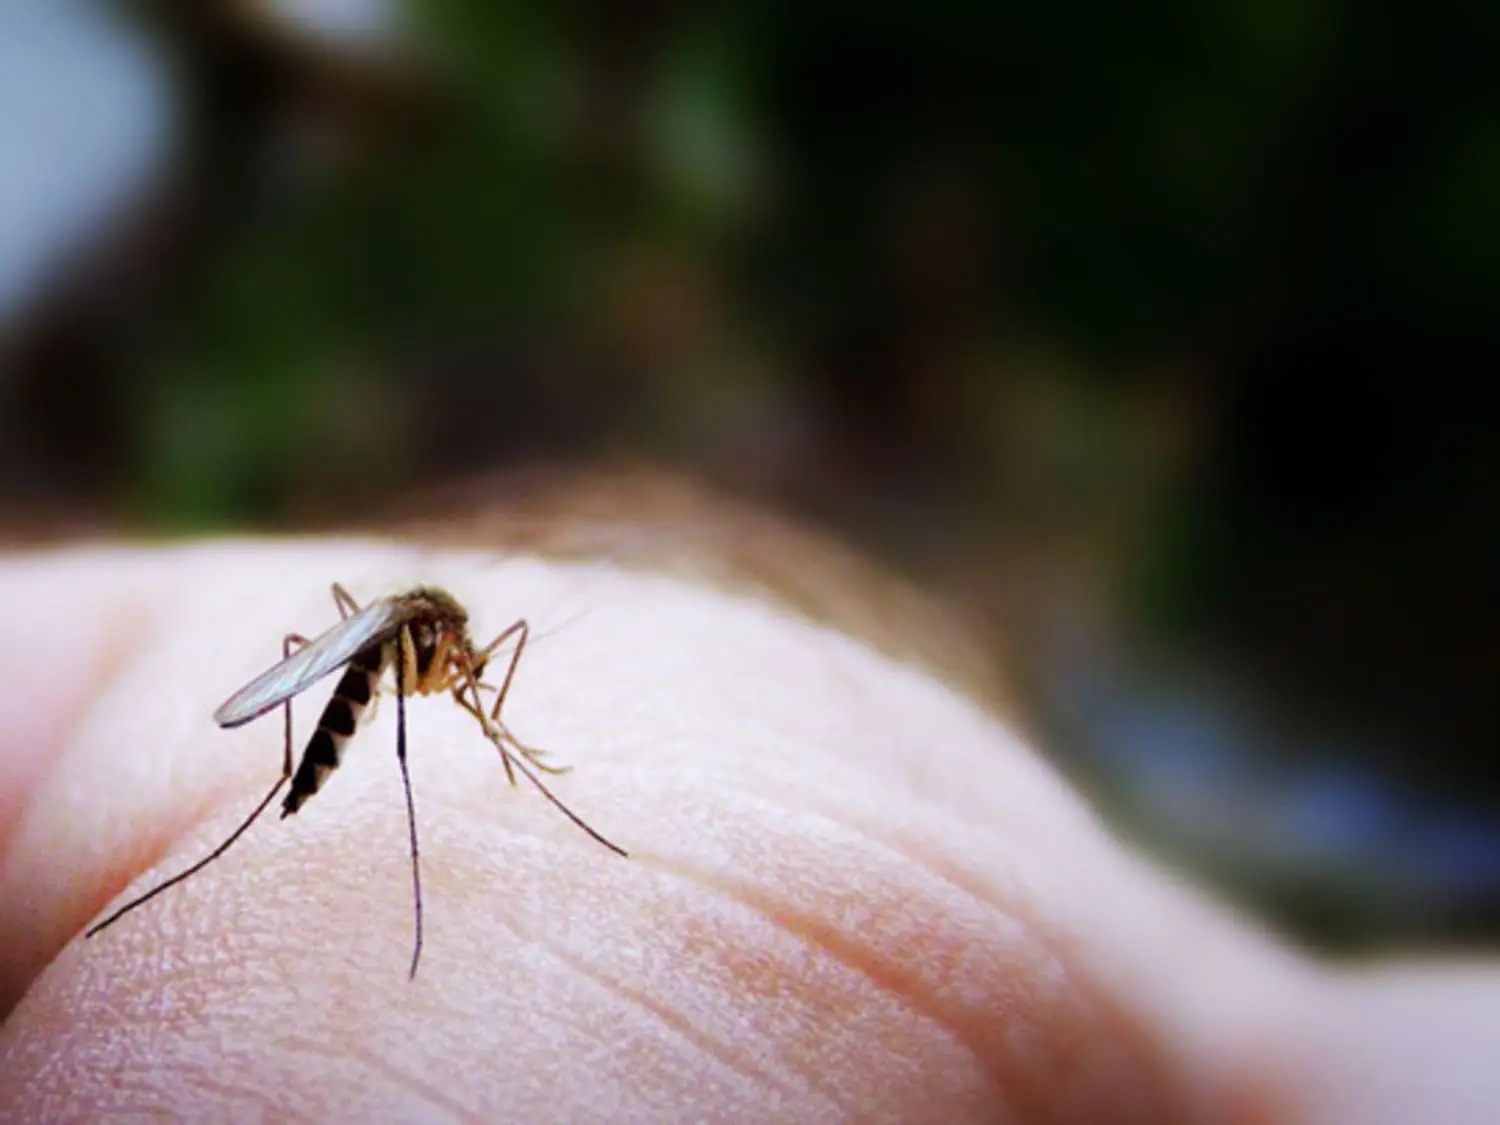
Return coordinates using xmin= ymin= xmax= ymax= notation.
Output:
xmin=2 ymin=0 xmax=1496 ymax=951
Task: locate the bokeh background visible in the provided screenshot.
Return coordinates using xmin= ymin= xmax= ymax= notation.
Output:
xmin=2 ymin=0 xmax=1497 ymax=951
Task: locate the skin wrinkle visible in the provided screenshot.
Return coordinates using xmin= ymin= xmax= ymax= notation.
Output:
xmin=329 ymin=1038 xmax=477 ymax=1125
xmin=436 ymin=819 xmax=915 ymax=1118
xmin=668 ymin=907 xmax=942 ymax=1120
xmin=619 ymin=733 xmax=1179 ymax=1119
xmin=883 ymin=845 xmax=1173 ymax=1120
xmin=652 ymin=851 xmax=1170 ymax=1125
xmin=706 ymin=860 xmax=1021 ymax=1112
xmin=639 ymin=857 xmax=1021 ymax=1121
xmin=527 ymin=927 xmax=821 ymax=1112
xmin=635 ymin=788 xmax=1012 ymax=1076
xmin=129 ymin=1067 xmax=288 ymax=1124
xmin=407 ymin=947 xmax=794 ymax=1124
xmin=682 ymin=773 xmax=1181 ymax=1118
xmin=422 ymin=846 xmax=824 ymax=1114
xmin=425 ymin=788 xmax=1001 ymax=1119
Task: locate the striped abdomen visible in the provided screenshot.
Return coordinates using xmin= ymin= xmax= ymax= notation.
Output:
xmin=282 ymin=642 xmax=388 ymax=816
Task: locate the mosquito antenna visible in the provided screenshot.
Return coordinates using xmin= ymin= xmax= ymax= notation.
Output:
xmin=528 ymin=607 xmax=594 ymax=649
xmin=395 ymin=627 xmax=424 ymax=980
xmin=461 ymin=666 xmax=627 ymax=857
xmin=474 ymin=612 xmax=592 ymax=683
xmin=85 ymin=777 xmax=290 ymax=937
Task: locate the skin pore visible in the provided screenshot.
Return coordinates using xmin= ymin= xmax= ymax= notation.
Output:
xmin=1 ymin=481 xmax=1498 ymax=1123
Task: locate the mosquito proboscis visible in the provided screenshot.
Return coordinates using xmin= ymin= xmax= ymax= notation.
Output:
xmin=85 ymin=583 xmax=626 ymax=978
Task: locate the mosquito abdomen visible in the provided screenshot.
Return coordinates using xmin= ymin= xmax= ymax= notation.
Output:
xmin=282 ymin=644 xmax=386 ymax=816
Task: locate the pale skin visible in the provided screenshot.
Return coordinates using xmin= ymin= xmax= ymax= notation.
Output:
xmin=1 ymin=541 xmax=1499 ymax=1123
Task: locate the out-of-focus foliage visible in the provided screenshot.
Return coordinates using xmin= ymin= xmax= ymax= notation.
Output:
xmin=1 ymin=0 xmax=1496 ymax=949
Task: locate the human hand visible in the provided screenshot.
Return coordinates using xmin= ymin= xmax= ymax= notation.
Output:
xmin=2 ymin=525 xmax=1498 ymax=1123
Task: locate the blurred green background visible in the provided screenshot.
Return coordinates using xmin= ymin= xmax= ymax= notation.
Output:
xmin=2 ymin=0 xmax=1497 ymax=950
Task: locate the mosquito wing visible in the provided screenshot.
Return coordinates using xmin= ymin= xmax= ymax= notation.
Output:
xmin=213 ymin=597 xmax=408 ymax=728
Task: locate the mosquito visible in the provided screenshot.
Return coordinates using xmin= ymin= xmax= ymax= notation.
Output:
xmin=85 ymin=583 xmax=626 ymax=978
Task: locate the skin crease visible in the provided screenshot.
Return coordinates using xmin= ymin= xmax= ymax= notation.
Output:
xmin=0 ymin=539 xmax=1497 ymax=1123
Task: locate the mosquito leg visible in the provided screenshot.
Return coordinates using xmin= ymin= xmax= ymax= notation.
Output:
xmin=491 ymin=726 xmax=570 ymax=776
xmin=473 ymin=618 xmax=566 ymax=772
xmin=458 ymin=661 xmax=627 ymax=858
xmin=455 ymin=664 xmax=566 ymax=783
xmin=486 ymin=620 xmax=574 ymax=774
xmin=83 ymin=777 xmax=293 ymax=937
xmin=281 ymin=632 xmax=311 ymax=775
xmin=476 ymin=619 xmax=529 ymax=725
xmin=331 ymin=583 xmax=361 ymax=619
xmin=86 ymin=632 xmax=307 ymax=940
xmin=395 ymin=625 xmax=424 ymax=980
xmin=467 ymin=706 xmax=569 ymax=777
xmin=463 ymin=619 xmax=527 ymax=786
xmin=452 ymin=690 xmax=518 ymax=786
